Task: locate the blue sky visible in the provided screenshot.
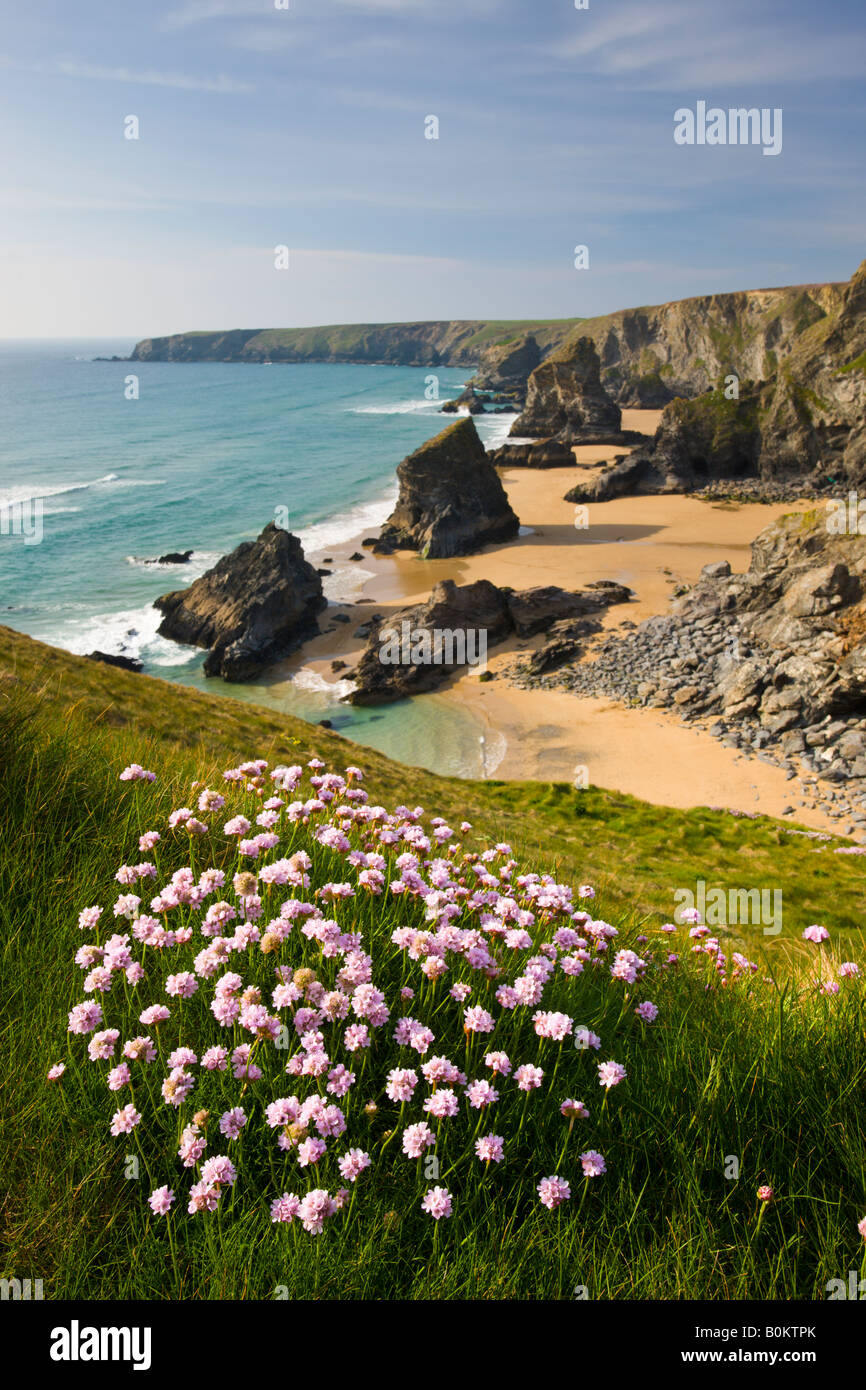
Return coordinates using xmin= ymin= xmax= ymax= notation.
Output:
xmin=0 ymin=0 xmax=863 ymax=336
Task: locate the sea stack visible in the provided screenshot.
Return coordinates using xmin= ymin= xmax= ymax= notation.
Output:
xmin=510 ymin=336 xmax=622 ymax=442
xmin=373 ymin=415 xmax=519 ymax=558
xmin=154 ymin=522 xmax=326 ymax=681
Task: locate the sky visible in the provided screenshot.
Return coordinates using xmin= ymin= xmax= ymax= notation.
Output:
xmin=0 ymin=0 xmax=863 ymax=338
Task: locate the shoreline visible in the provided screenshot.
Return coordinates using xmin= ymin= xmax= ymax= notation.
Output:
xmin=270 ymin=408 xmax=849 ymax=835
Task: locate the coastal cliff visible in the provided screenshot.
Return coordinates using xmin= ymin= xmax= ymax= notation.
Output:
xmin=128 ymin=319 xmax=578 ymax=368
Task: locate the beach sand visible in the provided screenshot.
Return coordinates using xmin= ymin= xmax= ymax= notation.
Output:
xmin=278 ymin=409 xmax=838 ymax=832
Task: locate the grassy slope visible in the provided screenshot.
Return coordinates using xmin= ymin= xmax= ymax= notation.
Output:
xmin=1 ymin=643 xmax=864 ymax=1300
xmin=2 ymin=624 xmax=864 ymax=946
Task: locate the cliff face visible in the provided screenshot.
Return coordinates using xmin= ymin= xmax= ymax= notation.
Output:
xmin=372 ymin=416 xmax=520 ymax=559
xmin=154 ymin=523 xmax=326 ymax=681
xmin=129 ymin=319 xmax=579 ymax=368
xmin=555 ymin=280 xmax=844 ymax=407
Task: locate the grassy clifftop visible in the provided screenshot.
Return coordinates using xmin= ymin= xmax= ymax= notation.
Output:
xmin=129 ymin=319 xmax=581 ymax=367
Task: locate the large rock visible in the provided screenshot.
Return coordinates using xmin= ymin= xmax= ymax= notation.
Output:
xmin=372 ymin=416 xmax=519 ymax=558
xmin=348 ymin=577 xmax=633 ymax=703
xmin=154 ymin=523 xmax=326 ymax=681
xmin=510 ymin=338 xmax=622 ymax=442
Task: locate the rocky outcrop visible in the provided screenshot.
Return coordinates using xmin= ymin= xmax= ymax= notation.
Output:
xmin=509 ymin=511 xmax=866 ymax=832
xmin=510 ymin=338 xmax=622 ymax=442
xmin=348 ymin=578 xmax=633 ymax=703
xmin=372 ymin=416 xmax=519 ymax=559
xmin=87 ymin=651 xmax=142 ymax=673
xmin=555 ymin=279 xmax=844 ymax=408
xmin=473 ymin=333 xmax=541 ymax=393
xmin=154 ymin=523 xmax=326 ymax=681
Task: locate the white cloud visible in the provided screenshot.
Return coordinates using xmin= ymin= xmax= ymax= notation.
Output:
xmin=0 ymin=54 xmax=252 ymax=93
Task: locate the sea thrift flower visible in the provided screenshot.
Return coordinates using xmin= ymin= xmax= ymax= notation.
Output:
xmin=338 ymin=1148 xmax=371 ymax=1183
xmin=297 ymin=1189 xmax=337 ymax=1235
xmin=475 ymin=1134 xmax=504 ymax=1164
xmin=532 ymin=1010 xmax=573 ymax=1041
xmin=107 ymin=1063 xmax=131 ymax=1091
xmin=757 ymin=1185 xmax=773 ymax=1203
xmin=421 ymin=1186 xmax=453 ymax=1220
xmin=68 ymin=1001 xmax=103 ymax=1034
xmin=560 ymin=1098 xmax=589 ymax=1120
xmin=402 ymin=1122 xmax=436 ymax=1159
xmin=270 ymin=1192 xmax=301 ymax=1223
xmin=635 ymin=1001 xmax=658 ymax=1023
xmin=803 ymin=925 xmax=830 ymax=944
xmin=47 ymin=1063 xmax=66 ymax=1081
xmin=78 ymin=906 xmax=102 ymax=931
xmin=573 ymin=1027 xmax=601 ymax=1051
xmin=149 ymin=1186 xmax=175 ymax=1216
xmin=120 ymin=764 xmax=155 ymax=782
xmin=580 ymin=1150 xmax=606 ymax=1177
xmin=466 ymin=1079 xmax=499 ymax=1109
xmin=597 ymin=1060 xmax=627 ymax=1090
xmin=140 ymin=1005 xmax=170 ymax=1027
xmin=537 ymin=1175 xmax=570 ymax=1210
xmin=219 ymin=1107 xmax=247 ymax=1139
xmin=484 ymin=1051 xmax=512 ymax=1076
xmin=464 ymin=1005 xmax=495 ymax=1034
xmin=110 ymin=1104 xmax=141 ymax=1136
xmin=514 ymin=1063 xmax=544 ymax=1091
xmin=424 ymin=1089 xmax=459 ymax=1119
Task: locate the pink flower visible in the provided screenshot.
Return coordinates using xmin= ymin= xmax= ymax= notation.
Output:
xmin=858 ymin=1215 xmax=866 ymax=1241
xmin=466 ymin=1079 xmax=499 ymax=1109
xmin=464 ymin=1005 xmax=495 ymax=1034
xmin=484 ymin=1051 xmax=512 ymax=1075
xmin=201 ymin=1155 xmax=237 ymax=1188
xmin=67 ymin=1000 xmax=103 ymax=1034
xmin=270 ymin=1192 xmax=301 ymax=1223
xmin=402 ymin=1122 xmax=436 ymax=1159
xmin=297 ymin=1189 xmax=337 ymax=1235
xmin=514 ymin=1063 xmax=544 ymax=1091
xmin=424 ymin=1089 xmax=459 ymax=1119
xmin=475 ymin=1134 xmax=504 ymax=1164
xmin=107 ymin=1063 xmax=131 ymax=1091
xmin=140 ymin=1005 xmax=170 ymax=1026
xmin=120 ymin=764 xmax=155 ymax=783
xmin=802 ymin=924 xmax=829 ymax=944
xmin=635 ymin=1001 xmax=658 ymax=1023
xmin=47 ymin=1063 xmax=66 ymax=1081
xmin=385 ymin=1068 xmax=418 ymax=1103
xmin=148 ymin=1186 xmax=175 ymax=1216
xmin=580 ymin=1150 xmax=606 ymax=1177
xmin=757 ymin=1184 xmax=773 ymax=1203
xmin=597 ymin=1060 xmax=626 ymax=1089
xmin=537 ymin=1174 xmax=570 ymax=1210
xmin=78 ymin=906 xmax=102 ymax=931
xmin=297 ymin=1137 xmax=327 ymax=1167
xmin=573 ymin=1027 xmax=601 ymax=1051
xmin=165 ymin=972 xmax=198 ymax=999
xmin=110 ymin=1103 xmax=141 ymax=1136
xmin=219 ymin=1107 xmax=247 ymax=1139
xmin=560 ymin=1098 xmax=588 ymax=1120
xmin=532 ymin=1010 xmax=573 ymax=1041
xmin=188 ymin=1181 xmax=220 ymax=1214
xmin=421 ymin=1186 xmax=453 ymax=1220
xmin=338 ymin=1148 xmax=371 ymax=1183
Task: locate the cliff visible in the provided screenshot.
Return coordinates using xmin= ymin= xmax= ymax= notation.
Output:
xmin=129 ymin=319 xmax=579 ymax=368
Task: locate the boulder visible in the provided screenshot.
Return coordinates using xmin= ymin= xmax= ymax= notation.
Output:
xmin=154 ymin=523 xmax=326 ymax=681
xmin=372 ymin=416 xmax=519 ymax=558
xmin=506 ymin=582 xmax=633 ymax=637
xmin=86 ymin=651 xmax=143 ymax=673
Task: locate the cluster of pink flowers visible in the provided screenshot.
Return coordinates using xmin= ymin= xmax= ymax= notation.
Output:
xmin=55 ymin=750 xmax=859 ymax=1248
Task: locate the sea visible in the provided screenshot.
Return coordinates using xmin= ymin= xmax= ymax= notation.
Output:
xmin=0 ymin=340 xmax=515 ymax=777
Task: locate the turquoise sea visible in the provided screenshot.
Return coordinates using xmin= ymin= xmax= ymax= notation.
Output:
xmin=0 ymin=341 xmax=516 ymax=776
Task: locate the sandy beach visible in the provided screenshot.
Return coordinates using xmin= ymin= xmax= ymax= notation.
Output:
xmin=276 ymin=409 xmax=839 ymax=832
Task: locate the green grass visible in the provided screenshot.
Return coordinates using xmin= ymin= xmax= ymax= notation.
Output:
xmin=1 ymin=634 xmax=866 ymax=1301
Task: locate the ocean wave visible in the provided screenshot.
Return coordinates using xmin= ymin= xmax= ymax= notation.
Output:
xmin=480 ymin=727 xmax=508 ymax=776
xmin=0 ymin=471 xmax=164 ymax=510
xmin=36 ymin=602 xmax=201 ymax=668
xmin=298 ymin=484 xmax=398 ymax=559
xmin=349 ymin=398 xmax=444 ymax=416
xmin=291 ymin=668 xmax=356 ymax=701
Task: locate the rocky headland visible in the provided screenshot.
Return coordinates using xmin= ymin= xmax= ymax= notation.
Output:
xmin=154 ymin=523 xmax=326 ymax=681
